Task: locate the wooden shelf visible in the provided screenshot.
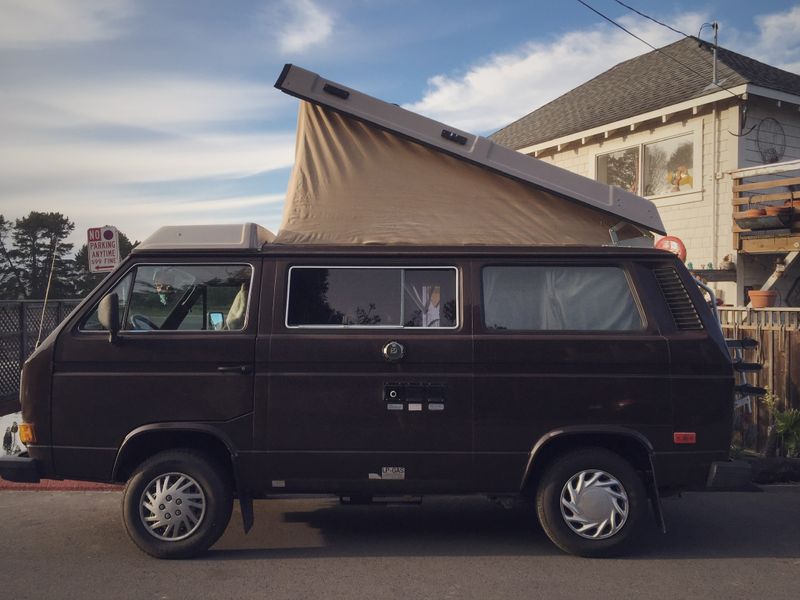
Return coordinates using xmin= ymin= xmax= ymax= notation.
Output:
xmin=740 ymin=234 xmax=800 ymax=254
xmin=691 ymin=269 xmax=737 ymax=282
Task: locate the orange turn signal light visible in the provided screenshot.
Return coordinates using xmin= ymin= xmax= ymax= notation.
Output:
xmin=19 ymin=423 xmax=37 ymax=445
xmin=673 ymin=432 xmax=696 ymax=444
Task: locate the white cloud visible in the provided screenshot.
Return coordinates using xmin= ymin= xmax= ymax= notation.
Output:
xmin=2 ymin=77 xmax=291 ymax=132
xmin=262 ymin=0 xmax=335 ymax=54
xmin=0 ymin=0 xmax=133 ymax=49
xmin=404 ymin=13 xmax=709 ymax=134
xmin=0 ymin=131 xmax=295 ymax=186
xmin=0 ymin=74 xmax=296 ymax=196
xmin=745 ymin=5 xmax=800 ymax=73
xmin=102 ymin=193 xmax=286 ymax=217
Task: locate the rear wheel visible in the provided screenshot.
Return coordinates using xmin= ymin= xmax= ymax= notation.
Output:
xmin=122 ymin=449 xmax=233 ymax=559
xmin=536 ymin=447 xmax=647 ymax=557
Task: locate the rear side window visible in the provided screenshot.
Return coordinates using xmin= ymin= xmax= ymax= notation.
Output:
xmin=482 ymin=266 xmax=642 ymax=331
xmin=287 ymin=267 xmax=458 ymax=328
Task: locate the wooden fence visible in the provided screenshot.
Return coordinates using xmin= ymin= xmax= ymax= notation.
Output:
xmin=719 ymin=307 xmax=800 ymax=451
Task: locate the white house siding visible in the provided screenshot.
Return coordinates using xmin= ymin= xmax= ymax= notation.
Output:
xmin=533 ymin=100 xmax=741 ymax=302
xmin=740 ymin=98 xmax=800 ymax=167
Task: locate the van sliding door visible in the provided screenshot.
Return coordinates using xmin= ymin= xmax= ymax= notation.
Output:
xmin=264 ymin=259 xmax=473 ymax=494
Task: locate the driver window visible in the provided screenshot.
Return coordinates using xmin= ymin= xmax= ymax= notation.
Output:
xmin=124 ymin=264 xmax=252 ymax=331
xmin=81 ymin=272 xmax=134 ymax=331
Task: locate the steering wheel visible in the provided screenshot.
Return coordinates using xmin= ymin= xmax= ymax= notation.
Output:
xmin=131 ymin=314 xmax=159 ymax=330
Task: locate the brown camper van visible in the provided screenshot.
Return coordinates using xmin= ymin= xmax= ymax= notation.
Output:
xmin=0 ymin=66 xmax=750 ymax=558
xmin=0 ymin=229 xmax=746 ymax=558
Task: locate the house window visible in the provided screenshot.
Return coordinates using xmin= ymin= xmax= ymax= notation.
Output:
xmin=643 ymin=136 xmax=694 ymax=196
xmin=596 ymin=133 xmax=694 ymax=198
xmin=596 ymin=147 xmax=639 ymax=194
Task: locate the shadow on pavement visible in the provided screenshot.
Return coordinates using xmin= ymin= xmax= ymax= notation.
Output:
xmin=205 ymin=490 xmax=800 ymax=561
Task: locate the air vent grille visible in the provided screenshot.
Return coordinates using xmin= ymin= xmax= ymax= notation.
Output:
xmin=653 ymin=267 xmax=703 ymax=330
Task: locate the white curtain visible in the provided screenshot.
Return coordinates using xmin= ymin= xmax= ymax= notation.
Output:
xmin=405 ymin=284 xmax=441 ymax=327
xmin=483 ymin=266 xmax=642 ymax=331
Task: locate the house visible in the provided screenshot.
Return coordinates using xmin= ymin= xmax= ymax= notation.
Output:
xmin=491 ymin=36 xmax=800 ymax=306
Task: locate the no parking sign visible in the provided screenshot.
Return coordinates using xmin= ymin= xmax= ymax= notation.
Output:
xmin=87 ymin=226 xmax=120 ymax=273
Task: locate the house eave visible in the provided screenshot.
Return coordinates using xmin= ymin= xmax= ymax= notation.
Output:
xmin=745 ymin=85 xmax=800 ymax=109
xmin=517 ymin=84 xmax=750 ymax=156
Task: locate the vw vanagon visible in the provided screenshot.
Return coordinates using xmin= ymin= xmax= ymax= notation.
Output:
xmin=1 ymin=225 xmax=743 ymax=557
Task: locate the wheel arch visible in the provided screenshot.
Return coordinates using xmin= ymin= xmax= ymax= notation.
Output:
xmin=112 ymin=423 xmax=238 ymax=486
xmin=520 ymin=425 xmax=665 ymax=532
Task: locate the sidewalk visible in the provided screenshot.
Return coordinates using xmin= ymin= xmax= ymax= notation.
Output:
xmin=743 ymin=455 xmax=800 ymax=484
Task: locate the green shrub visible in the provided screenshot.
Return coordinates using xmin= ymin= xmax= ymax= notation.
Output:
xmin=775 ymin=408 xmax=800 ymax=458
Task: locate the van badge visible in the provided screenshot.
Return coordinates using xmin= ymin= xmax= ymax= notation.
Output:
xmin=381 ymin=467 xmax=405 ymax=480
xmin=382 ymin=341 xmax=405 ymax=362
xmin=367 ymin=467 xmax=406 ymax=480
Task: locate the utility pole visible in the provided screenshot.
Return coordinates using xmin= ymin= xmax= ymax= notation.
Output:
xmin=712 ymin=21 xmax=719 ymax=85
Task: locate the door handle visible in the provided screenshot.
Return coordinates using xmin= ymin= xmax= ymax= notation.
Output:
xmin=217 ymin=365 xmax=252 ymax=374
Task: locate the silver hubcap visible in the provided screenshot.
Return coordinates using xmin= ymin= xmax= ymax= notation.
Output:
xmin=560 ymin=469 xmax=629 ymax=539
xmin=139 ymin=472 xmax=206 ymax=542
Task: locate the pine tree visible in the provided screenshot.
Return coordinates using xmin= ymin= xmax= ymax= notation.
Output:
xmin=0 ymin=215 xmax=24 ymax=299
xmin=0 ymin=212 xmax=76 ymax=300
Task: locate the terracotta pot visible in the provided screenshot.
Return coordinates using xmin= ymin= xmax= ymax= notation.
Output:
xmin=748 ymin=290 xmax=778 ymax=308
xmin=742 ymin=208 xmax=766 ymax=218
xmin=765 ymin=206 xmax=792 ymax=217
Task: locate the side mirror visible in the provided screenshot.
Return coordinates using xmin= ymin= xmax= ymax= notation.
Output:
xmin=98 ymin=293 xmax=120 ymax=343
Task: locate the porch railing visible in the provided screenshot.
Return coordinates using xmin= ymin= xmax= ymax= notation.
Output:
xmin=731 ymin=159 xmax=800 ymax=254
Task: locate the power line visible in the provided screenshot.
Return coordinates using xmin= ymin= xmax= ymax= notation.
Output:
xmin=612 ymin=0 xmax=691 ymax=39
xmin=575 ymin=0 xmax=741 ymax=99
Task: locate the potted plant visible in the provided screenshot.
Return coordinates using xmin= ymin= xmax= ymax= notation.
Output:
xmin=748 ymin=289 xmax=779 ymax=308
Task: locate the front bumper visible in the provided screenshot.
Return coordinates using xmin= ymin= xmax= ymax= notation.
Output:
xmin=0 ymin=452 xmax=41 ymax=483
xmin=706 ymin=459 xmax=754 ymax=491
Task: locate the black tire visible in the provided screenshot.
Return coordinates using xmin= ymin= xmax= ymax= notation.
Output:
xmin=536 ymin=447 xmax=647 ymax=557
xmin=122 ymin=449 xmax=233 ymax=559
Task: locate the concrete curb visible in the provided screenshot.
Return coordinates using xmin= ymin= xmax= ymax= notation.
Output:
xmin=0 ymin=479 xmax=121 ymax=492
xmin=743 ymin=455 xmax=800 ymax=484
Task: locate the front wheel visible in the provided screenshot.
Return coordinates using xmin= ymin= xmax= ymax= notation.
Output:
xmin=536 ymin=447 xmax=647 ymax=557
xmin=122 ymin=449 xmax=233 ymax=559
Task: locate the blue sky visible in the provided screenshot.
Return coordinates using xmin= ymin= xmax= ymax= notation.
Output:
xmin=1 ymin=0 xmax=799 ymax=248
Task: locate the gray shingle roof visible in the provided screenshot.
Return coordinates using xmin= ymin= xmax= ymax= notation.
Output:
xmin=490 ymin=37 xmax=800 ymax=150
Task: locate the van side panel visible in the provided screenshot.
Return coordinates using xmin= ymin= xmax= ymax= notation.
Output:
xmin=471 ymin=259 xmax=672 ymax=492
xmin=654 ymin=262 xmax=734 ymax=488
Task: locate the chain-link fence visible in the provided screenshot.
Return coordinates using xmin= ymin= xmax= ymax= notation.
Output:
xmin=0 ymin=300 xmax=81 ymax=412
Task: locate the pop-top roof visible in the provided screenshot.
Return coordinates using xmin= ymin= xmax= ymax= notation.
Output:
xmin=275 ymin=64 xmax=665 ymax=237
xmin=134 ymin=223 xmax=275 ymax=252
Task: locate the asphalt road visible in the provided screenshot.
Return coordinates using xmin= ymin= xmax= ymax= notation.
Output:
xmin=0 ymin=489 xmax=798 ymax=600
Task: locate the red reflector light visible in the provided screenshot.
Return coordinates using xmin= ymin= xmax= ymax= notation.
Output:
xmin=674 ymin=432 xmax=696 ymax=444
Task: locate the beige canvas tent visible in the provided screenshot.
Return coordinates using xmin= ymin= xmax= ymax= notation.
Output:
xmin=275 ymin=65 xmax=665 ymax=246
